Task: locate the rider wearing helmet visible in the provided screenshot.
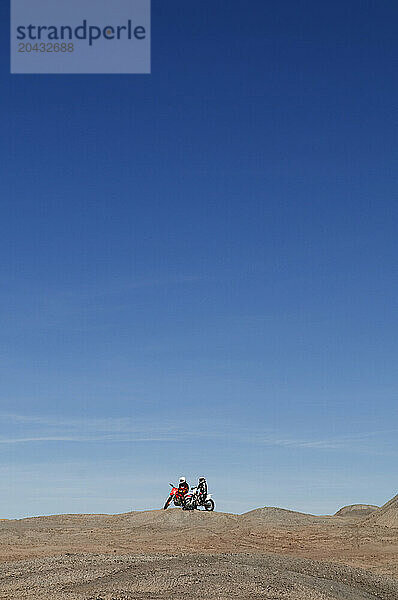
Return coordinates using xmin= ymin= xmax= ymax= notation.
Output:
xmin=197 ymin=476 xmax=208 ymax=502
xmin=178 ymin=476 xmax=189 ymax=501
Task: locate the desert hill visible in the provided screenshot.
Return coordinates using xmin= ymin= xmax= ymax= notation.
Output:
xmin=363 ymin=493 xmax=398 ymax=528
xmin=0 ymin=506 xmax=397 ymax=598
xmin=240 ymin=506 xmax=338 ymax=526
xmin=122 ymin=507 xmax=239 ymax=529
xmin=334 ymin=504 xmax=379 ymax=518
xmin=0 ymin=504 xmax=381 ymax=564
xmin=1 ymin=505 xmax=344 ymax=535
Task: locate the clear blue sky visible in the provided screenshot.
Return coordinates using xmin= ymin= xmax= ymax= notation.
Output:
xmin=0 ymin=1 xmax=397 ymax=518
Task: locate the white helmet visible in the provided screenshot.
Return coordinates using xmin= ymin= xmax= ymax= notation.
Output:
xmin=179 ymin=476 xmax=186 ymax=484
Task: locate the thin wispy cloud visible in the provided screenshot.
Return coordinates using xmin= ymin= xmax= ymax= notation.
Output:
xmin=0 ymin=413 xmax=394 ymax=454
xmin=3 ymin=413 xmax=164 ymax=432
xmin=256 ymin=429 xmax=397 ymax=454
xmin=0 ymin=413 xmax=190 ymax=444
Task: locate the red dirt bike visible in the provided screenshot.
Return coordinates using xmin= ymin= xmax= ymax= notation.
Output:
xmin=163 ymin=483 xmax=188 ymax=509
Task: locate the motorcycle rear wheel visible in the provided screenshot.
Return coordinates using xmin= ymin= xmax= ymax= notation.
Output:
xmin=204 ymin=499 xmax=215 ymax=511
xmin=163 ymin=496 xmax=172 ymax=510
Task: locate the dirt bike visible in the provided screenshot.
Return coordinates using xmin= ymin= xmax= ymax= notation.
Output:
xmin=184 ymin=486 xmax=215 ymax=511
xmin=163 ymin=484 xmax=188 ymax=509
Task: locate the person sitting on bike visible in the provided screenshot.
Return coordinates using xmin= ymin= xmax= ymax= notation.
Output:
xmin=177 ymin=476 xmax=189 ymax=503
xmin=197 ymin=476 xmax=208 ymax=502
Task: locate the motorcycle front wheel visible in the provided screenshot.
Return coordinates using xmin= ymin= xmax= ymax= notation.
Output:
xmin=163 ymin=496 xmax=172 ymax=510
xmin=204 ymin=499 xmax=215 ymax=511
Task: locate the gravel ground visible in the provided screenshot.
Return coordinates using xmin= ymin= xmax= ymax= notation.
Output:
xmin=0 ymin=509 xmax=397 ymax=598
xmin=0 ymin=552 xmax=396 ymax=600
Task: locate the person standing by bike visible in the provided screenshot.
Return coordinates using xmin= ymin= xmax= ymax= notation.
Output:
xmin=197 ymin=476 xmax=208 ymax=502
xmin=177 ymin=476 xmax=189 ymax=505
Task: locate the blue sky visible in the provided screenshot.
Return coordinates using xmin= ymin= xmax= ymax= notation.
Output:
xmin=0 ymin=1 xmax=397 ymax=518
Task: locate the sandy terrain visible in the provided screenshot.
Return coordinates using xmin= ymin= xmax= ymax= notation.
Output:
xmin=0 ymin=552 xmax=396 ymax=600
xmin=334 ymin=504 xmax=379 ymax=518
xmin=364 ymin=494 xmax=398 ymax=527
xmin=0 ymin=498 xmax=397 ymax=599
